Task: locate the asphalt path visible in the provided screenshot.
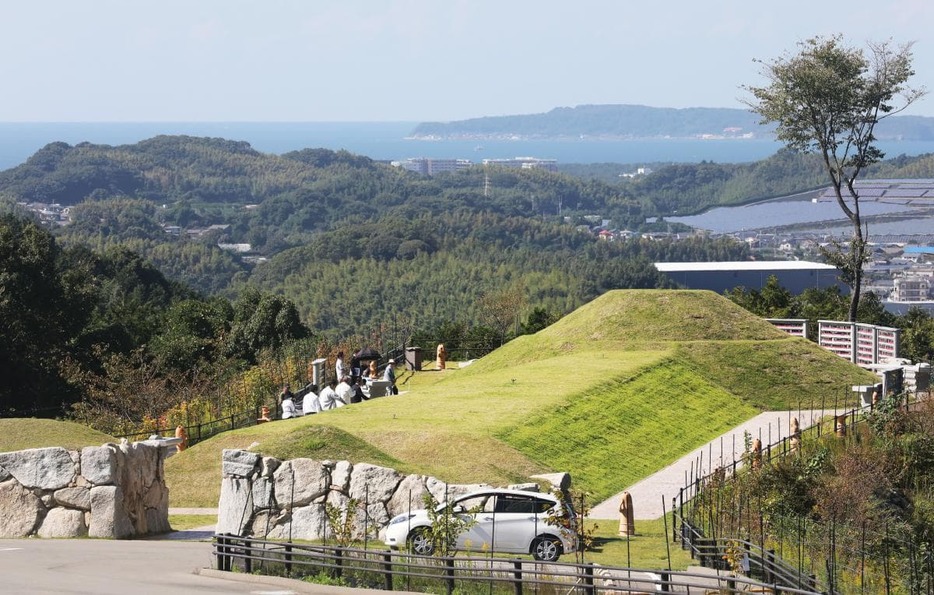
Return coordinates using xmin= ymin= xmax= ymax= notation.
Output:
xmin=0 ymin=537 xmax=404 ymax=595
xmin=589 ymin=409 xmax=846 ymax=520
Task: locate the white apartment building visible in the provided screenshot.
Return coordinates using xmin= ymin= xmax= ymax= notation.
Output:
xmin=482 ymin=157 xmax=558 ymax=172
xmin=391 ymin=158 xmax=472 ymax=175
xmin=892 ymin=276 xmax=932 ymax=302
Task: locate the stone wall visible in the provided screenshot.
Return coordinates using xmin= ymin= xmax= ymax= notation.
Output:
xmin=0 ymin=442 xmax=170 ymax=538
xmin=217 ymin=448 xmax=570 ymax=541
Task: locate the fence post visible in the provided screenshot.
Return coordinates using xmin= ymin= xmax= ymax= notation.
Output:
xmin=583 ymin=563 xmax=595 ymax=595
xmin=215 ymin=534 xmax=229 ymax=571
xmin=382 ymin=551 xmax=393 ymax=591
xmin=334 ymin=546 xmax=343 ymax=580
xmin=659 ymin=571 xmax=670 ymax=592
xmin=284 ymin=543 xmax=292 ymax=576
xmin=243 ymin=540 xmax=252 ymax=575
xmin=512 ymin=560 xmax=523 ymax=595
xmin=671 ymin=496 xmax=677 ymax=545
xmin=445 ymin=556 xmax=455 ymax=595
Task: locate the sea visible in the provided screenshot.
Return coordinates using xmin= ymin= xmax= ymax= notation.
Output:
xmin=0 ymin=121 xmax=797 ymax=169
xmin=3 ymin=121 xmax=934 ymax=234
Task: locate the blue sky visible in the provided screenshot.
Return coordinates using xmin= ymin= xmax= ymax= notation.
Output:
xmin=1 ymin=0 xmax=932 ymax=122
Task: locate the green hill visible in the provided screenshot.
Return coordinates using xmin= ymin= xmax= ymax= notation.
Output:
xmin=0 ymin=419 xmax=115 ymax=452
xmin=164 ymin=289 xmax=876 ymax=507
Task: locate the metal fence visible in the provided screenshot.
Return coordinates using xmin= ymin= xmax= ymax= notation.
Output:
xmin=212 ymin=534 xmax=824 ymax=594
xmin=672 ymin=392 xmax=930 ymax=593
xmin=116 ymin=407 xmax=261 ymax=447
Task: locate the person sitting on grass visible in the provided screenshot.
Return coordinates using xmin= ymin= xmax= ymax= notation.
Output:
xmin=318 ymin=378 xmax=343 ymax=410
xmin=302 ymin=384 xmax=321 ymax=415
xmin=336 ymin=376 xmax=354 ymax=405
xmin=281 ymin=393 xmax=298 ymax=419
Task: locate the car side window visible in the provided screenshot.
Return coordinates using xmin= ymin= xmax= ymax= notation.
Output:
xmin=454 ymin=495 xmax=489 ymax=513
xmin=494 ymin=494 xmax=546 ymax=514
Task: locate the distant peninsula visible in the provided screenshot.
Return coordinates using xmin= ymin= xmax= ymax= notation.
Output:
xmin=410 ymin=104 xmax=934 ymax=141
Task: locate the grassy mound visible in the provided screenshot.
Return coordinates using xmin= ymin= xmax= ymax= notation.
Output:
xmin=0 ymin=419 xmax=115 ymax=452
xmin=166 ymin=290 xmax=876 ymax=508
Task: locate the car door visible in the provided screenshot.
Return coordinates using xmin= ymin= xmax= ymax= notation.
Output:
xmin=489 ymin=493 xmax=553 ymax=553
xmin=450 ymin=493 xmax=496 ymax=553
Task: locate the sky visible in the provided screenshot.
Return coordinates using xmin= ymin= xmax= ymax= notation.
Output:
xmin=1 ymin=0 xmax=932 ymax=123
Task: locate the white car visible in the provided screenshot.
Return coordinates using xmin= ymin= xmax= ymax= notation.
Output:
xmin=384 ymin=488 xmax=576 ymax=562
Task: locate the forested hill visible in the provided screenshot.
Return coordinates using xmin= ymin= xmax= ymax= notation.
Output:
xmin=411 ymin=104 xmax=934 ymax=141
xmin=3 ymin=134 xmax=934 ymax=337
xmin=0 ymin=136 xmax=380 ymax=207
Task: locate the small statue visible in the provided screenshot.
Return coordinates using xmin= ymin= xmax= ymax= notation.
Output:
xmin=436 ymin=343 xmax=447 ymax=370
xmin=175 ymin=425 xmax=188 ymax=452
xmin=618 ymin=491 xmax=635 ymax=536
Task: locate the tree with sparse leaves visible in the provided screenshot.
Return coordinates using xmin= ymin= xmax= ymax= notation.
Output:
xmin=744 ymin=35 xmax=926 ymax=321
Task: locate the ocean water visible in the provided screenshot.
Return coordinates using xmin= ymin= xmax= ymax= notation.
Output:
xmin=6 ymin=121 xmax=933 ymax=170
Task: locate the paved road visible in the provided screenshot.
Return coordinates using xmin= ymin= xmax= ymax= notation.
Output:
xmin=0 ymin=537 xmax=406 ymax=594
xmin=589 ymin=409 xmax=844 ymax=520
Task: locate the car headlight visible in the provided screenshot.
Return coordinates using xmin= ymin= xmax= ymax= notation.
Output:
xmin=388 ymin=513 xmax=415 ymax=526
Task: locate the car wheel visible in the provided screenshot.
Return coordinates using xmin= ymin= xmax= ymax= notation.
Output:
xmin=408 ymin=527 xmax=435 ymax=556
xmin=531 ymin=535 xmax=562 ymax=562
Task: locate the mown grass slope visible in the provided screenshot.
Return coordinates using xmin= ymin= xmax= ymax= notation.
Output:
xmin=165 ymin=289 xmax=876 ymax=508
xmin=0 ymin=419 xmax=115 ymax=452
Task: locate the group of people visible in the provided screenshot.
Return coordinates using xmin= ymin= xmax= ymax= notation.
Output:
xmin=278 ymin=353 xmax=398 ymax=420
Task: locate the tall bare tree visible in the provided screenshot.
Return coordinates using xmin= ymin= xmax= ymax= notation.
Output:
xmin=744 ymin=36 xmax=926 ymax=321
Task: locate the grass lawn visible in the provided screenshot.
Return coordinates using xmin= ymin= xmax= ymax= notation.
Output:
xmin=168 ymin=514 xmax=217 ymax=531
xmin=582 ymin=517 xmax=693 ymax=570
xmin=0 ymin=419 xmax=115 ymax=452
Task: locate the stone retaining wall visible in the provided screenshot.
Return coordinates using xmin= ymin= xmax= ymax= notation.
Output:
xmin=217 ymin=448 xmax=570 ymax=541
xmin=0 ymin=442 xmax=170 ymax=538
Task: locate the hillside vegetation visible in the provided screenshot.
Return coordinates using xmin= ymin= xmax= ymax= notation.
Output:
xmin=164 ymin=290 xmax=876 ymax=507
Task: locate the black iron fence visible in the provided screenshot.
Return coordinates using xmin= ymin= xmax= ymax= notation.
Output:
xmin=673 ymin=390 xmax=930 ymax=593
xmin=212 ymin=534 xmax=824 ymax=594
xmin=116 ymin=407 xmax=261 ymax=447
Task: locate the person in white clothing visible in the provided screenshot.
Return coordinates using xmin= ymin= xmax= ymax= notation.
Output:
xmin=302 ymin=385 xmax=321 ymax=415
xmin=335 ymin=352 xmax=345 ymax=382
xmin=383 ymin=359 xmax=397 ymax=395
xmin=281 ymin=395 xmax=297 ymax=419
xmin=335 ymin=376 xmax=354 ymax=405
xmin=318 ymin=379 xmax=342 ymax=410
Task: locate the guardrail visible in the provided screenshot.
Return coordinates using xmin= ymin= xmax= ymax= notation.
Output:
xmin=212 ymin=534 xmax=824 ymax=594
